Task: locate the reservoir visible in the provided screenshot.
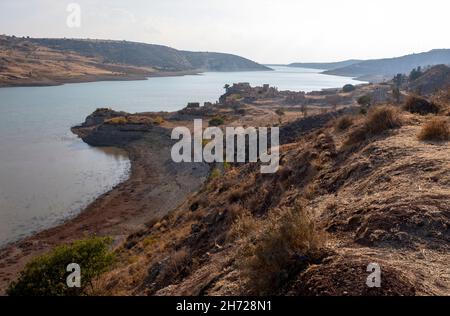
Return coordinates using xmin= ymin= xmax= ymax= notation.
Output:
xmin=0 ymin=66 xmax=364 ymax=246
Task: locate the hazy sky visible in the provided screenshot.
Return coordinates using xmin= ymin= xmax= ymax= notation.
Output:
xmin=1 ymin=0 xmax=449 ymax=64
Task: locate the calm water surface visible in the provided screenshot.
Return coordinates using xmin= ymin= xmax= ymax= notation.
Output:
xmin=0 ymin=66 xmax=364 ymax=246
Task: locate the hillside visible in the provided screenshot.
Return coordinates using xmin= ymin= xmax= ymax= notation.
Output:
xmin=2 ymin=80 xmax=449 ymax=296
xmin=323 ymin=49 xmax=450 ymax=82
xmin=408 ymin=64 xmax=450 ymax=95
xmin=288 ymin=59 xmax=362 ymax=70
xmin=0 ymin=36 xmax=160 ymax=87
xmin=27 ymin=38 xmax=270 ymax=72
xmin=0 ymin=36 xmax=270 ymax=87
xmin=87 ymin=98 xmax=450 ymax=296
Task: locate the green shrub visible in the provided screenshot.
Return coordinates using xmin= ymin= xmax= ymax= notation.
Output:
xmin=223 ymin=161 xmax=232 ymax=170
xmin=209 ymin=168 xmax=222 ymax=179
xmin=357 ymin=95 xmax=372 ymax=107
xmin=208 ymin=117 xmax=225 ymax=127
xmin=7 ymin=237 xmax=115 ymax=296
xmin=342 ymin=84 xmax=356 ymax=93
xmin=409 ymin=66 xmax=423 ymax=81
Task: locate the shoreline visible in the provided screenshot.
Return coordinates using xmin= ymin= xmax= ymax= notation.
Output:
xmin=0 ymin=70 xmax=203 ymax=89
xmin=0 ymin=68 xmax=275 ymax=89
xmin=0 ymin=81 xmax=374 ymax=294
xmin=0 ymin=118 xmax=210 ymax=294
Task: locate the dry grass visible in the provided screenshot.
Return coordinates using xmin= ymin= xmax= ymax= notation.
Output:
xmin=157 ymin=248 xmax=190 ymax=283
xmin=106 ymin=116 xmax=128 ymax=125
xmin=345 ymin=105 xmax=402 ymax=146
xmin=334 ymin=115 xmax=354 ymax=132
xmin=152 ymin=116 xmax=165 ymax=125
xmin=364 ymin=105 xmax=402 ymax=134
xmin=228 ymin=211 xmax=259 ymax=241
xmin=228 ymin=187 xmax=245 ymax=204
xmin=105 ymin=115 xmax=160 ymax=125
xmin=418 ymin=117 xmax=450 ymax=142
xmin=236 ymin=207 xmax=325 ymax=295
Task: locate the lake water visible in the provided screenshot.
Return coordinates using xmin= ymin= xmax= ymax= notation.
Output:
xmin=0 ymin=66 xmax=363 ymax=246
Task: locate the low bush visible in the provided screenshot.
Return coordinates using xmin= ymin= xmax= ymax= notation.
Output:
xmin=236 ymin=108 xmax=246 ymax=115
xmin=275 ymin=109 xmax=285 ymax=116
xmin=152 ymin=116 xmax=165 ymax=125
xmin=404 ymin=95 xmax=440 ymax=115
xmin=357 ymin=95 xmax=372 ymax=107
xmin=208 ymin=117 xmax=225 ymax=127
xmin=237 ymin=208 xmax=324 ymax=295
xmin=7 ymin=237 xmax=115 ymax=296
xmin=161 ymin=248 xmax=190 ymax=281
xmin=342 ymin=84 xmax=356 ymax=93
xmin=418 ymin=117 xmax=450 ymax=141
xmin=209 ymin=168 xmax=222 ymax=179
xmin=364 ymin=105 xmax=402 ymax=134
xmin=334 ymin=115 xmax=354 ymax=132
xmin=106 ymin=115 xmax=157 ymax=125
xmin=345 ymin=105 xmax=401 ymax=146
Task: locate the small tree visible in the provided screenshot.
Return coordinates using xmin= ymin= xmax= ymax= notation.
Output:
xmin=392 ymin=87 xmax=401 ymax=104
xmin=7 ymin=237 xmax=115 ymax=296
xmin=301 ymin=105 xmax=308 ymax=117
xmin=409 ymin=66 xmax=423 ymax=81
xmin=393 ymin=73 xmax=404 ymax=88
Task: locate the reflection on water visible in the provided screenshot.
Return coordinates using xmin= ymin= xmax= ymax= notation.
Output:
xmin=0 ymin=66 xmax=364 ymax=246
xmin=0 ymin=134 xmax=130 ymax=246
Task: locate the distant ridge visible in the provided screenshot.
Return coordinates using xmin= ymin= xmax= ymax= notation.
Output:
xmin=323 ymin=49 xmax=450 ymax=82
xmin=288 ymin=59 xmax=362 ymax=70
xmin=0 ymin=35 xmax=271 ymax=87
xmin=28 ymin=38 xmax=271 ymax=72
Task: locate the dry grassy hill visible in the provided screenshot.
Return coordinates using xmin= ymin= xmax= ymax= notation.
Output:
xmin=0 ymin=36 xmax=270 ymax=87
xmin=0 ymin=36 xmax=159 ymax=87
xmin=409 ymin=65 xmax=450 ymax=95
xmin=92 ymin=94 xmax=450 ymax=296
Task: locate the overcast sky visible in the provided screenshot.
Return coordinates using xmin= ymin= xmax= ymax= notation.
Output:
xmin=1 ymin=0 xmax=449 ymax=64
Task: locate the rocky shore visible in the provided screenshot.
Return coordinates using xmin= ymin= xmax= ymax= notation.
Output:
xmin=0 ymin=109 xmax=210 ymax=294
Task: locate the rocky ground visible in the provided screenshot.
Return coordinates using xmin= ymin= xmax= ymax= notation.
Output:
xmin=1 ymin=81 xmax=449 ymax=296
xmin=92 ymin=106 xmax=449 ymax=296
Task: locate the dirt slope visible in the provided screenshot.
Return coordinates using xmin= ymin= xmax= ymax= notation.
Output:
xmin=93 ymin=106 xmax=450 ymax=296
